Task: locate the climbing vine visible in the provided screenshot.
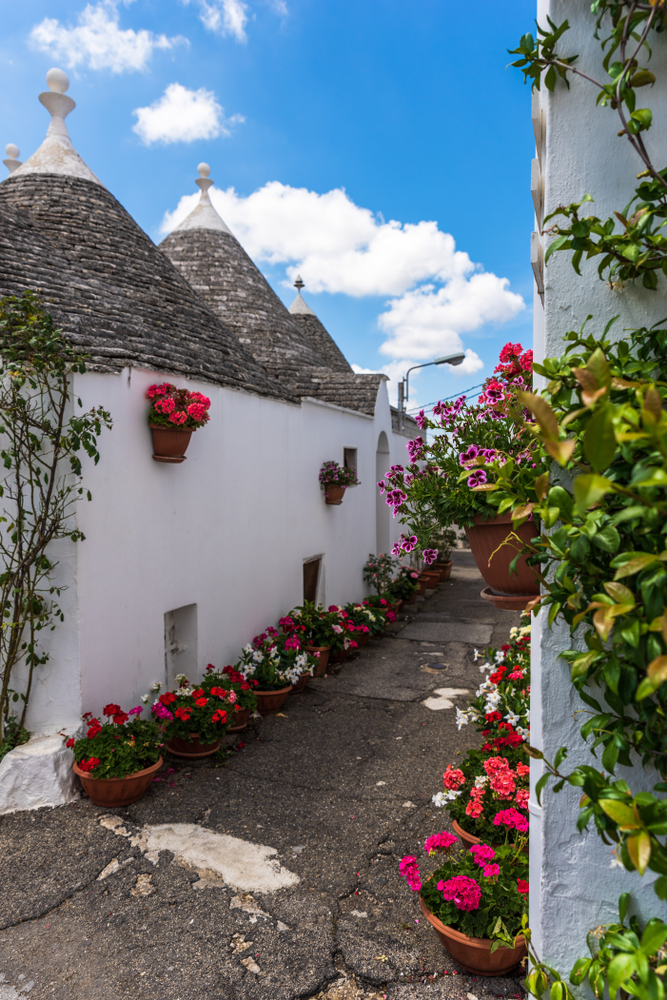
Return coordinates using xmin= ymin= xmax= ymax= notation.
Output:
xmin=0 ymin=293 xmax=112 ymax=746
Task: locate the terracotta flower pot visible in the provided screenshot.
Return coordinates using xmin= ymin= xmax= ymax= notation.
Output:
xmin=436 ymin=559 xmax=454 ymax=582
xmin=452 ymin=818 xmax=528 ymax=855
xmin=228 ymin=706 xmax=251 ymax=732
xmin=166 ymin=733 xmax=221 ymax=758
xmin=255 ymin=686 xmax=292 ymax=714
xmin=422 ymin=569 xmax=441 ymax=588
xmin=416 ymin=574 xmax=429 ymax=595
xmin=355 ymin=633 xmax=369 ymax=648
xmin=290 ymin=674 xmax=310 ymax=694
xmin=73 ymin=757 xmax=163 ymax=808
xmin=150 ymin=424 xmax=193 ymax=464
xmin=419 ymin=898 xmax=527 ymax=976
xmin=306 ymin=645 xmax=331 ymax=676
xmin=465 ymin=513 xmax=539 ymax=607
xmin=324 ymin=484 xmax=346 ymax=505
xmin=330 ymin=647 xmax=349 ymax=663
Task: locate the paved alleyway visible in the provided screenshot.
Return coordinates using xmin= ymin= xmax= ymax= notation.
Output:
xmin=0 ymin=553 xmax=523 ymax=1000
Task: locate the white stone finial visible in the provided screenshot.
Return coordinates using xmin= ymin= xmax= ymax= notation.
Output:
xmin=46 ymin=68 xmax=70 ymax=94
xmin=289 ymin=274 xmax=315 ymax=316
xmin=169 ymin=163 xmax=233 ymax=235
xmin=197 ymin=163 xmax=211 ymax=178
xmin=3 ymin=144 xmax=22 ymax=175
xmin=6 ymin=69 xmax=102 ymax=186
xmin=294 ymin=274 xmax=304 ymax=290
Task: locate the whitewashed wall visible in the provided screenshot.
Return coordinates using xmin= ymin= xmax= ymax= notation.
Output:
xmin=18 ymin=368 xmax=409 ymax=735
xmin=530 ymin=0 xmax=667 ymax=975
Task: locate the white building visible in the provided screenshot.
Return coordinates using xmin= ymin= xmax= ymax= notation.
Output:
xmin=0 ymin=69 xmax=417 ymax=802
xmin=529 ymin=0 xmax=665 ymax=976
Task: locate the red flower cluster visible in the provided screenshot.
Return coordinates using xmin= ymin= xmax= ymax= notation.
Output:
xmin=159 ymin=692 xmax=177 ymax=706
xmin=222 ymin=665 xmax=257 ymax=689
xmin=517 ymin=879 xmax=529 ymax=895
xmin=78 ymin=757 xmax=100 ymax=773
xmin=146 ymin=383 xmax=211 ymax=429
xmin=174 ymin=707 xmax=192 ymax=721
xmin=212 ymin=710 xmax=227 ymax=724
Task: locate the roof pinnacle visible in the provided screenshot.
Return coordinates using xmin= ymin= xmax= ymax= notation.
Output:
xmin=3 ymin=145 xmax=22 ymax=175
xmin=289 ymin=274 xmax=315 ymax=316
xmin=7 ymin=69 xmax=102 ymax=186
xmin=170 ymin=163 xmax=232 ymax=235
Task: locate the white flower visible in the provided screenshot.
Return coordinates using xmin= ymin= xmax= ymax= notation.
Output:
xmin=252 ymin=650 xmax=263 ymax=664
xmin=525 ymin=709 xmax=530 ymax=723
xmin=140 ymin=694 xmax=149 ymax=704
xmin=474 ymin=775 xmax=489 ymax=788
xmin=432 ymin=792 xmax=447 ymax=808
xmin=444 ymin=789 xmax=462 ymax=800
xmin=149 ymin=681 xmax=162 ymax=693
xmin=494 ymin=650 xmax=505 ymax=664
xmin=295 ymin=653 xmax=308 ymax=669
xmin=485 ymin=691 xmax=501 ymax=711
xmin=478 ymin=662 xmax=493 ymax=674
xmin=455 ymin=707 xmax=471 ymax=730
xmin=175 ymin=673 xmax=187 ymax=684
xmin=243 ymin=643 xmax=253 ymax=655
xmin=473 ymin=647 xmax=481 ymax=661
xmin=505 ymin=711 xmax=521 ymax=726
xmin=516 ymin=726 xmax=529 ymax=738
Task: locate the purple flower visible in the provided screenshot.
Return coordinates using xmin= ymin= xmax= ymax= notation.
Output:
xmin=458 ymin=444 xmax=479 ymax=467
xmin=468 ymin=469 xmax=487 ymax=487
xmin=422 ymin=548 xmax=439 ymax=565
xmin=128 ymin=705 xmax=143 ymax=716
xmin=415 ymin=410 xmax=427 ymax=430
xmin=406 ymin=437 xmax=425 ymax=463
xmin=152 ymin=703 xmax=174 ymax=721
xmin=391 ymin=542 xmax=402 ymax=557
xmin=377 ymin=480 xmax=386 ymax=494
xmin=401 ymin=535 xmax=418 ymax=553
xmin=480 ymin=448 xmax=496 ymax=462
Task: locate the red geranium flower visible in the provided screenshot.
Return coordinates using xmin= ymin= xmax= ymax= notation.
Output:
xmin=113 ymin=712 xmax=129 ymax=725
xmin=174 ymin=707 xmax=192 ymax=721
xmin=87 ymin=720 xmax=102 ymax=739
xmin=78 ymin=757 xmax=100 ymax=773
xmin=65 ymin=738 xmax=75 ymax=748
xmin=517 ymin=879 xmax=529 ymax=895
xmin=194 ymin=697 xmax=208 ymax=708
xmin=212 ymin=710 xmax=227 ymax=724
xmin=102 ymin=703 xmax=121 ymax=717
xmin=159 ymin=692 xmax=177 ymax=706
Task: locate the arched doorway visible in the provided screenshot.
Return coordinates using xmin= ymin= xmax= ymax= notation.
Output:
xmin=375 ymin=431 xmax=390 ymax=555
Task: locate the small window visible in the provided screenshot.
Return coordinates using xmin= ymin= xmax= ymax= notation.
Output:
xmin=164 ymin=604 xmax=198 ymax=688
xmin=303 ymin=556 xmax=322 ymax=604
xmin=343 ymin=448 xmax=358 ymax=483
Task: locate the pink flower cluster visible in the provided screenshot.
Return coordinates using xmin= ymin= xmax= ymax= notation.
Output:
xmin=443 ymin=765 xmax=465 ymax=790
xmin=484 ymin=756 xmax=516 ymax=799
xmin=438 ymin=875 xmax=482 ymax=911
xmin=466 ymin=786 xmax=485 ymax=819
xmin=406 ymin=436 xmax=425 ymax=463
xmin=424 ymin=831 xmax=458 ymax=854
xmin=399 ymin=855 xmax=422 ymax=891
xmin=470 ymin=844 xmax=495 ymax=867
xmin=494 ymin=808 xmax=529 ymax=833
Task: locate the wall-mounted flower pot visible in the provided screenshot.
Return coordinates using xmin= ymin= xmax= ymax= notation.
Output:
xmin=306 ymin=645 xmax=331 ymax=676
xmin=419 ymin=898 xmax=526 ymax=976
xmin=255 ymin=686 xmax=292 ymax=714
xmin=165 ymin=734 xmax=220 ymax=758
xmin=465 ymin=512 xmax=539 ymax=609
xmin=73 ymin=757 xmax=163 ymax=807
xmin=150 ymin=425 xmax=192 ymax=464
xmin=324 ymin=484 xmax=346 ymax=505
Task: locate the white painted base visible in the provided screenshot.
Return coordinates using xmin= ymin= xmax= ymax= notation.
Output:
xmin=0 ymin=734 xmax=79 ymax=815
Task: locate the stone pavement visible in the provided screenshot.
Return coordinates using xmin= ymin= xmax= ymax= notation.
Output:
xmin=0 ymin=552 xmax=523 ymax=1000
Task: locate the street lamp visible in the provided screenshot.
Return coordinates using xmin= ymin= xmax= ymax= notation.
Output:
xmin=397 ymin=353 xmax=465 ymax=431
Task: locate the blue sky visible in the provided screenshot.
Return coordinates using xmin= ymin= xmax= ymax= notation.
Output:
xmin=1 ymin=0 xmax=536 ymax=409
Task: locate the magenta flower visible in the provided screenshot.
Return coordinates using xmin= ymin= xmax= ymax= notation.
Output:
xmin=422 ymin=548 xmax=438 ymax=565
xmin=470 ymin=844 xmax=496 ymax=867
xmin=468 ymin=469 xmax=487 ymax=488
xmin=401 ymin=535 xmax=418 ymax=553
xmin=483 ymin=863 xmax=500 ymax=878
xmin=458 ymin=444 xmax=479 ymax=467
xmin=424 ymin=831 xmax=458 ymax=854
xmin=440 ymin=875 xmax=482 ymax=911
xmin=399 ymin=855 xmax=422 ymax=891
xmin=128 ymin=705 xmax=143 ymax=716
xmin=493 ymin=808 xmax=529 ymax=833
xmin=406 ymin=436 xmax=425 ymax=463
xmin=415 ymin=410 xmax=427 ymax=430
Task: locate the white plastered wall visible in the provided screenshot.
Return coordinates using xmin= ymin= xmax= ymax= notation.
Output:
xmin=530 ymin=0 xmax=667 ymax=974
xmin=18 ymin=368 xmax=407 ymax=735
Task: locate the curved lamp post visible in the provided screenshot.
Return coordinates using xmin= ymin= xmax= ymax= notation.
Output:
xmin=398 ymin=352 xmax=466 ymax=431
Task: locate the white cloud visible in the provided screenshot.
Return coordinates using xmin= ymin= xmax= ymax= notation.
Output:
xmin=160 ymin=180 xmax=523 ymax=377
xmin=132 ymin=83 xmax=244 ymax=145
xmin=186 ymin=0 xmax=249 ymax=41
xmin=29 ymin=1 xmax=185 ymax=73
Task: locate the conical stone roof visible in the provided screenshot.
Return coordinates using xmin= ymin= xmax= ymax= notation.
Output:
xmin=288 ymin=277 xmax=352 ymax=373
xmin=0 ymin=78 xmax=292 ymax=401
xmin=161 ymin=166 xmax=329 ymax=380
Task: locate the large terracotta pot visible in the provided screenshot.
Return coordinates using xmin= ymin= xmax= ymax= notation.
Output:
xmin=420 ymin=570 xmax=440 ymax=590
xmin=355 ymin=633 xmax=369 ymax=648
xmin=150 ymin=424 xmax=192 ymax=464
xmin=166 ymin=733 xmax=221 ymax=758
xmin=73 ymin=757 xmax=163 ymax=807
xmin=416 ymin=573 xmax=430 ymax=595
xmin=419 ymin=898 xmax=526 ymax=976
xmin=255 ymin=686 xmax=292 ymax=714
xmin=465 ymin=512 xmax=539 ymax=607
xmin=324 ymin=484 xmax=346 ymax=505
xmin=452 ymin=818 xmax=529 ymax=855
xmin=306 ymin=645 xmax=331 ymax=676
xmin=290 ymin=674 xmax=310 ymax=694
xmin=228 ymin=706 xmax=251 ymax=732
xmin=436 ymin=559 xmax=454 ymax=582
xmin=329 ymin=646 xmax=349 ymax=663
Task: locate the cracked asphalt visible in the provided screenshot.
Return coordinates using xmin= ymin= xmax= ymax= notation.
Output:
xmin=0 ymin=552 xmax=524 ymax=1000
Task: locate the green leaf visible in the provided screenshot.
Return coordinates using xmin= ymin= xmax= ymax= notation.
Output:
xmin=584 ymin=405 xmax=617 ymax=471
xmin=574 ymin=474 xmax=613 ymax=513
xmin=640 ymin=919 xmax=667 ymax=956
xmin=608 ymin=953 xmax=636 ymax=997
xmin=599 ymin=799 xmax=636 ymax=827
xmin=618 ymin=892 xmax=629 ymax=924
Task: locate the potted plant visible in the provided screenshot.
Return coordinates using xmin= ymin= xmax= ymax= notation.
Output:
xmin=399 ymin=831 xmax=528 ymax=975
xmin=152 ymin=676 xmax=233 ymax=758
xmin=380 ymin=343 xmax=545 ymax=607
xmin=67 ymin=704 xmax=163 ymax=807
xmin=235 ymin=629 xmax=310 ymax=713
xmin=341 ymin=603 xmax=374 ymax=647
xmin=362 ymin=552 xmax=398 ymax=595
xmin=385 ymin=565 xmax=420 ymax=605
xmin=432 ymin=527 xmax=458 ymax=581
xmin=202 ymin=663 xmax=258 ymax=732
xmin=146 ymin=382 xmax=211 ymax=464
xmin=362 ymin=596 xmax=396 ymax=631
xmin=319 ymin=460 xmax=360 ymax=505
xmin=283 ymin=602 xmax=346 ymax=674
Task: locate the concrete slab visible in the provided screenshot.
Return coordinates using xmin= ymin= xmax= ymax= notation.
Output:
xmin=398 ymin=622 xmax=494 ymax=644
